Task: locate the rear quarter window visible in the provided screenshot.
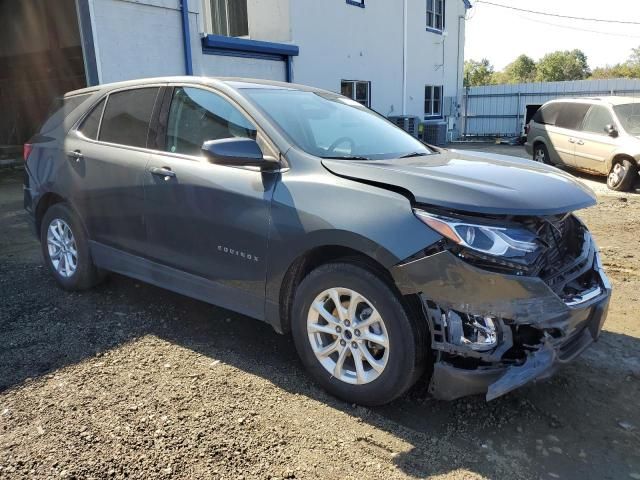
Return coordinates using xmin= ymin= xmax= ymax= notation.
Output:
xmin=532 ymin=103 xmax=562 ymax=126
xmin=39 ymin=93 xmax=92 ymax=133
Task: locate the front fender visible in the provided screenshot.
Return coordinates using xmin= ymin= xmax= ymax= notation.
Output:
xmin=264 ymin=168 xmax=442 ymax=330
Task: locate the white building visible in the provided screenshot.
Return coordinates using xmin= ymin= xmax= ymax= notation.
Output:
xmin=1 ymin=0 xmax=471 ymax=151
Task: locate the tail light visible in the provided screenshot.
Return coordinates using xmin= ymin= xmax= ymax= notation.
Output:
xmin=23 ymin=143 xmax=33 ymax=162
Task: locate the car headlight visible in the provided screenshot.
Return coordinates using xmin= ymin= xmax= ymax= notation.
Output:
xmin=414 ymin=209 xmax=542 ymax=262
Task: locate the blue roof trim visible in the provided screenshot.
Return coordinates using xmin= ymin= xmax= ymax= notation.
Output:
xmin=463 ymin=0 xmax=472 ymax=9
xmin=201 ymin=34 xmax=299 ymax=59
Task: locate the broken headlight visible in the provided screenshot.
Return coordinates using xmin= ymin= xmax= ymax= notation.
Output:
xmin=414 ymin=210 xmax=543 ymax=266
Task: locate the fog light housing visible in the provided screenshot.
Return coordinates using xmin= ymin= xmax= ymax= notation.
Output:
xmin=446 ymin=311 xmax=499 ymax=351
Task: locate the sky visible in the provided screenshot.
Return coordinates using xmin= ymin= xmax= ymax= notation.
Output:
xmin=464 ymin=0 xmax=640 ymax=70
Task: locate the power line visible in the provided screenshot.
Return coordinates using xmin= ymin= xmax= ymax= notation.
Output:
xmin=514 ymin=13 xmax=640 ymax=39
xmin=475 ymin=1 xmax=640 ymax=25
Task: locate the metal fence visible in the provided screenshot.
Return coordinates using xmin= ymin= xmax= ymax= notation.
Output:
xmin=460 ymin=78 xmax=640 ymax=139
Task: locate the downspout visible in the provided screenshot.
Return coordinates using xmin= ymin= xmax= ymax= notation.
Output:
xmin=402 ymin=0 xmax=408 ymax=115
xmin=180 ymin=0 xmax=194 ymax=75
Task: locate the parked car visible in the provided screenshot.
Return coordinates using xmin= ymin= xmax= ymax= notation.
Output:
xmin=24 ymin=77 xmax=611 ymax=405
xmin=526 ymin=97 xmax=640 ymax=191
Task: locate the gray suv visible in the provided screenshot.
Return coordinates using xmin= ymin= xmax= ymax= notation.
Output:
xmin=24 ymin=77 xmax=611 ymax=405
xmin=526 ymin=97 xmax=640 ymax=191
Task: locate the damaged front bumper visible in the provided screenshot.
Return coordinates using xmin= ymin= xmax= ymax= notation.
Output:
xmin=391 ymin=231 xmax=611 ymax=401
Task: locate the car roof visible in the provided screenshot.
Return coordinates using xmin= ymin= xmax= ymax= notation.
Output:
xmin=64 ymin=76 xmax=330 ymax=98
xmin=545 ymin=96 xmax=640 ymax=107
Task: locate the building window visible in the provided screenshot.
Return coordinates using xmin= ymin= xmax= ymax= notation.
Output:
xmin=426 ymin=0 xmax=445 ymax=31
xmin=341 ymin=80 xmax=371 ymax=107
xmin=425 ymin=85 xmax=443 ymax=117
xmin=346 ymin=0 xmax=365 ymax=7
xmin=204 ymin=0 xmax=248 ymax=37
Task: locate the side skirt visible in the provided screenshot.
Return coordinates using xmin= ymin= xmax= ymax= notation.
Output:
xmin=90 ymin=241 xmax=266 ymax=321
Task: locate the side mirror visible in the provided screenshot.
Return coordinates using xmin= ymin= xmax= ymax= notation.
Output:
xmin=605 ymin=124 xmax=618 ymax=137
xmin=202 ymin=138 xmax=275 ymax=169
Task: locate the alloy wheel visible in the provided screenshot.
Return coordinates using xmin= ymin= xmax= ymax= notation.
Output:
xmin=534 ymin=148 xmax=547 ymax=163
xmin=47 ymin=218 xmax=78 ymax=278
xmin=307 ymin=288 xmax=389 ymax=385
xmin=608 ymin=163 xmax=625 ymax=188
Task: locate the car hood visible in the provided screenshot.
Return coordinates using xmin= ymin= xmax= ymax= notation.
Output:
xmin=321 ymin=149 xmax=597 ymax=216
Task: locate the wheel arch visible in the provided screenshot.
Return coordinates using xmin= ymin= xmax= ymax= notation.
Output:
xmin=608 ymin=152 xmax=638 ymax=173
xmin=35 ymin=192 xmax=66 ymax=237
xmin=275 ymin=244 xmax=401 ymax=335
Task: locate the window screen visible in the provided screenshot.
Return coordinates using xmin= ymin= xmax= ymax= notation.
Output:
xmin=209 ymin=0 xmax=248 ymax=36
xmin=78 ymin=99 xmax=105 ymax=140
xmin=166 ymin=87 xmax=256 ymax=156
xmin=555 ymin=103 xmax=590 ymax=130
xmin=427 ymin=0 xmax=445 ymax=30
xmin=425 ymin=85 xmax=443 ymax=116
xmin=582 ymin=105 xmax=614 ymax=134
xmin=340 ymin=80 xmax=370 ymax=107
xmin=99 ymin=88 xmax=159 ymax=148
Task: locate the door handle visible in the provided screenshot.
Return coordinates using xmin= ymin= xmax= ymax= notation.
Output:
xmin=568 ymin=138 xmax=575 ymax=144
xmin=67 ymin=150 xmax=83 ymax=162
xmin=150 ymin=166 xmax=176 ymax=180
xmin=576 ymin=140 xmax=585 ymax=145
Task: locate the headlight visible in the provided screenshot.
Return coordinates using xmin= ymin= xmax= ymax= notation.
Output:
xmin=414 ymin=209 xmax=542 ymax=262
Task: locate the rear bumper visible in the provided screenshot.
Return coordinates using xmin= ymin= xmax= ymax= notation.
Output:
xmin=391 ymin=234 xmax=611 ymax=401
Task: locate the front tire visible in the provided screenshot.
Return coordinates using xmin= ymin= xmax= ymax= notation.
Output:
xmin=607 ymin=159 xmax=637 ymax=192
xmin=291 ymin=262 xmax=426 ymax=406
xmin=40 ymin=203 xmax=104 ymax=291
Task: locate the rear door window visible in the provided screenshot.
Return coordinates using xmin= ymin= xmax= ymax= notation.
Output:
xmin=165 ymin=87 xmax=256 ymax=157
xmin=555 ymin=103 xmax=590 ymax=130
xmin=78 ymin=99 xmax=105 ymax=140
xmin=582 ymin=105 xmax=614 ymax=135
xmin=99 ymin=88 xmax=160 ymax=148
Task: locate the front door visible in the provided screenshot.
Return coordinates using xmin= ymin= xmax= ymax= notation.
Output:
xmin=573 ymin=105 xmax=618 ymax=174
xmin=66 ymin=87 xmax=161 ymax=255
xmin=143 ymin=86 xmax=277 ymax=319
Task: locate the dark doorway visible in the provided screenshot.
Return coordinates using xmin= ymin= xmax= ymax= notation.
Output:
xmin=0 ymin=0 xmax=87 ymax=157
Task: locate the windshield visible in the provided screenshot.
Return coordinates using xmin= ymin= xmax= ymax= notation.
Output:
xmin=614 ymin=103 xmax=640 ymax=135
xmin=240 ymin=88 xmax=432 ymax=160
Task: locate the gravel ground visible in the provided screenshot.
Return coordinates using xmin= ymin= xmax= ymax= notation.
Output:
xmin=1 ymin=156 xmax=639 ymax=479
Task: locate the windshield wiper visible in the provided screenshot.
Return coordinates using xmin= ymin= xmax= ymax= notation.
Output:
xmin=398 ymin=151 xmax=430 ymax=158
xmin=320 ymin=155 xmax=370 ymax=160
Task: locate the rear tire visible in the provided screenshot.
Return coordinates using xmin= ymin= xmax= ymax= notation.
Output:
xmin=607 ymin=159 xmax=637 ymax=192
xmin=291 ymin=262 xmax=426 ymax=406
xmin=40 ymin=203 xmax=104 ymax=291
xmin=533 ymin=143 xmax=550 ymax=165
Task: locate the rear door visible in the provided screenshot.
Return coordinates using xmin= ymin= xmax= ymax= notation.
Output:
xmin=65 ymin=86 xmax=162 ymax=255
xmin=546 ymin=102 xmax=590 ymax=166
xmin=573 ymin=105 xmax=617 ymax=174
xmin=143 ymin=85 xmax=278 ymax=318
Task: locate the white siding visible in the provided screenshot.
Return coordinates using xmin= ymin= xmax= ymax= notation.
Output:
xmin=287 ymin=0 xmax=467 ymax=123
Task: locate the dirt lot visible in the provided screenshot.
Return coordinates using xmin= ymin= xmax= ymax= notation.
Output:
xmin=1 ymin=149 xmax=639 ymax=479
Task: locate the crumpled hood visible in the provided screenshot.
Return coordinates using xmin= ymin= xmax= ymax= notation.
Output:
xmin=322 ymin=149 xmax=597 ymax=216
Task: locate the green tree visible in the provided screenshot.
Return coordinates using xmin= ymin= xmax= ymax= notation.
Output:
xmin=629 ymin=45 xmax=640 ymax=66
xmin=589 ymin=46 xmax=640 ymax=79
xmin=464 ymin=58 xmax=495 ymax=87
xmin=536 ymin=49 xmax=590 ymax=82
xmin=503 ymin=54 xmax=537 ymax=84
